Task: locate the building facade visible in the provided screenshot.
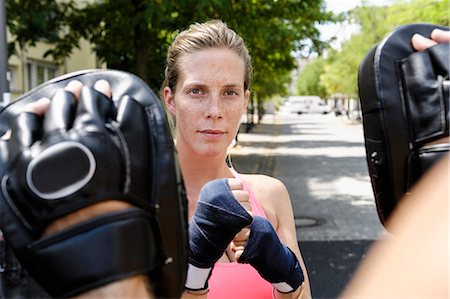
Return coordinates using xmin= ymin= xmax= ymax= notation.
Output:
xmin=7 ymin=31 xmax=104 ymax=102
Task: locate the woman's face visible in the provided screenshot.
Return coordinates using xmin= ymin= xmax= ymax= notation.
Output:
xmin=164 ymin=47 xmax=250 ymax=157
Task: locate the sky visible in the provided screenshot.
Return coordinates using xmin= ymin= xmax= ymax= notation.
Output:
xmin=324 ymin=0 xmax=395 ymax=14
xmin=320 ymin=0 xmax=396 ymax=47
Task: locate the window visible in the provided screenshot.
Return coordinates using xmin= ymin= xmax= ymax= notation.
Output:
xmin=7 ymin=65 xmax=18 ymax=92
xmin=26 ymin=60 xmax=58 ymax=91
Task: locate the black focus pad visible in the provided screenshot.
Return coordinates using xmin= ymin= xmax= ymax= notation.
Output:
xmin=4 ymin=88 xmax=127 ymax=234
xmin=0 ymin=69 xmax=188 ymax=298
xmin=399 ymin=43 xmax=449 ymax=144
xmin=358 ymin=23 xmax=449 ymax=226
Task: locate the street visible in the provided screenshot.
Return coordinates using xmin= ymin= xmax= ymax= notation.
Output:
xmin=230 ymin=111 xmax=387 ymax=299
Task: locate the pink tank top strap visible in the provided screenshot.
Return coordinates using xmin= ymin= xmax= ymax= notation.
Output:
xmin=230 ymin=168 xmax=267 ymax=218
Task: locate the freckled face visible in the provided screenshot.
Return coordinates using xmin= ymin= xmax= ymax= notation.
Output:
xmin=164 ymin=48 xmax=250 ymax=157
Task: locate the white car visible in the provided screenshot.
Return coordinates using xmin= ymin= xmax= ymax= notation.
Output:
xmin=288 ymin=96 xmax=332 ymax=114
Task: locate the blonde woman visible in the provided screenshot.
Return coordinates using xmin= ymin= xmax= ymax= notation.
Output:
xmin=161 ymin=20 xmax=310 ymax=299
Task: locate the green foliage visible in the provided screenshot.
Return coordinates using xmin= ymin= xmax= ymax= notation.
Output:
xmin=6 ymin=0 xmax=334 ymax=99
xmin=6 ymin=0 xmax=78 ymax=60
xmin=296 ymin=57 xmax=327 ymax=97
xmin=296 ymin=0 xmax=449 ymax=99
xmin=387 ymin=0 xmax=450 ymax=27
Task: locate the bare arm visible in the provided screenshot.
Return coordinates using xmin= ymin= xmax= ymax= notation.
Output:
xmin=341 ymin=155 xmax=449 ymax=298
xmin=271 ymin=178 xmax=311 ymax=299
xmin=248 ymin=175 xmax=311 ymax=299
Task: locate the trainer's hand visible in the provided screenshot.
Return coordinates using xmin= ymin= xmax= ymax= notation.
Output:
xmin=238 ymin=216 xmax=304 ymax=294
xmin=41 ymin=80 xmax=134 ymax=236
xmin=186 ymin=179 xmax=252 ymax=293
xmin=412 ymin=28 xmax=450 ymax=51
xmin=0 ymin=78 xmax=159 ymax=298
xmin=3 ymin=81 xmax=135 ymax=236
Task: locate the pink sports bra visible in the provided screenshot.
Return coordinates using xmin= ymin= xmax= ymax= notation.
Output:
xmin=207 ymin=169 xmax=273 ymax=298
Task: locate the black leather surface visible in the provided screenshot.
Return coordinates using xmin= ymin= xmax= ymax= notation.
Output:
xmin=358 ymin=24 xmax=449 ymax=225
xmin=0 ymin=69 xmax=188 ymax=298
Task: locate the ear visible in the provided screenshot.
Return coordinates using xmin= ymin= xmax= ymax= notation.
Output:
xmin=243 ymin=90 xmax=250 ymax=112
xmin=163 ymin=87 xmax=176 ymax=115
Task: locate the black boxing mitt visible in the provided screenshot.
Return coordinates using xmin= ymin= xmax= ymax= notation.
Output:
xmin=0 ymin=70 xmax=188 ymax=298
xmin=358 ymin=23 xmax=449 ymax=225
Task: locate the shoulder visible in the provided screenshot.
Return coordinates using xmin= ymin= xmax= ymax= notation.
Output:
xmin=239 ymin=173 xmax=291 ymax=228
xmin=241 ymin=173 xmax=286 ymax=189
xmin=239 ymin=173 xmax=289 ymax=200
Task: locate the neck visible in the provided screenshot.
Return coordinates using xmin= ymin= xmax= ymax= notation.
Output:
xmin=177 ymin=146 xmax=234 ymax=214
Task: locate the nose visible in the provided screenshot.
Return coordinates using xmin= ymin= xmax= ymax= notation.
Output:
xmin=205 ymin=95 xmax=223 ymax=120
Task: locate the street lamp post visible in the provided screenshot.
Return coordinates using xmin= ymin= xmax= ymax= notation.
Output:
xmin=0 ymin=0 xmax=10 ymax=109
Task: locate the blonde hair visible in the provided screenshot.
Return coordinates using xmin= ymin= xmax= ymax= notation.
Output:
xmin=161 ymin=20 xmax=252 ymax=131
xmin=162 ymin=20 xmax=252 ymax=92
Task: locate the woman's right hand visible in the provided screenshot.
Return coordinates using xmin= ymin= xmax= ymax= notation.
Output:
xmin=228 ymin=178 xmax=252 ymax=261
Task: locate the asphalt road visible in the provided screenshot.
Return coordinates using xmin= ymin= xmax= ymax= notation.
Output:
xmin=231 ymin=111 xmax=387 ymax=299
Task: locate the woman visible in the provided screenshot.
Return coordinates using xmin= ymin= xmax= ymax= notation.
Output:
xmin=161 ymin=20 xmax=311 ymax=299
xmin=0 ymin=20 xmax=309 ymax=299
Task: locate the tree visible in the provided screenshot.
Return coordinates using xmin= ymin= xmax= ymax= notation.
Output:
xmin=6 ymin=0 xmax=334 ymax=101
xmin=297 ymin=0 xmax=449 ymax=101
xmin=296 ymin=57 xmax=326 ymax=97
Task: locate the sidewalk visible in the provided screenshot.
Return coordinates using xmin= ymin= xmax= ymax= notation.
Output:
xmin=229 ymin=114 xmax=279 ymax=175
xmin=229 ymin=113 xmax=363 ymax=174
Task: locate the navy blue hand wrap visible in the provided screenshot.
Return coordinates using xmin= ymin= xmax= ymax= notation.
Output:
xmin=186 ymin=179 xmax=252 ymax=291
xmin=238 ymin=216 xmax=304 ymax=293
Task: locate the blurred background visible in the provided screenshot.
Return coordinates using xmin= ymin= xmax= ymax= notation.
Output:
xmin=1 ymin=0 xmax=448 ymax=117
xmin=1 ymin=1 xmax=448 ymax=298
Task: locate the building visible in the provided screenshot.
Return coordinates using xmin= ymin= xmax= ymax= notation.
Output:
xmin=6 ymin=30 xmax=104 ymax=102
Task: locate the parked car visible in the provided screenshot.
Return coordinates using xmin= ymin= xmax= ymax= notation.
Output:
xmin=288 ymin=96 xmax=332 ymax=114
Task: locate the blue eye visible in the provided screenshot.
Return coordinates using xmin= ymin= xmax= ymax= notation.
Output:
xmin=188 ymin=88 xmax=205 ymax=97
xmin=225 ymin=90 xmax=238 ymax=96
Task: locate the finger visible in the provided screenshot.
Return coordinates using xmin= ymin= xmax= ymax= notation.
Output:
xmin=227 ymin=178 xmax=243 ymax=190
xmin=64 ymin=80 xmax=83 ymax=100
xmin=412 ymin=33 xmax=438 ymax=52
xmin=234 ymin=249 xmax=245 ymax=261
xmin=230 ymin=241 xmax=245 ymax=255
xmin=1 ymin=129 xmax=11 ymax=140
xmin=231 ymin=189 xmax=251 ymax=211
xmin=94 ymin=79 xmax=112 ymax=99
xmin=8 ymin=111 xmax=42 ymax=150
xmin=430 ymin=28 xmax=450 ymax=44
xmin=226 ymin=244 xmax=236 ymax=262
xmin=232 ymin=189 xmax=249 ymax=202
xmin=24 ymin=97 xmax=51 ymax=116
xmin=233 ymin=227 xmax=251 ymax=244
xmin=43 ymin=89 xmax=77 ymax=133
xmin=115 ymin=95 xmax=150 ymax=194
xmin=73 ymin=85 xmax=115 ymax=131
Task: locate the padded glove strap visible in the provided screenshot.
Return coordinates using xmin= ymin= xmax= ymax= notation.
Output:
xmin=14 ymin=209 xmax=159 ymax=298
xmin=399 ymin=43 xmax=449 ymax=145
xmin=399 ymin=43 xmax=450 ymax=188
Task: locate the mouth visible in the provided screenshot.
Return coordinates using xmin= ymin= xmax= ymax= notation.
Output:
xmin=198 ymin=129 xmax=226 ymax=137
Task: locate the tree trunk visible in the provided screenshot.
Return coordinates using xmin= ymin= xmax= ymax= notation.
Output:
xmin=132 ymin=0 xmax=149 ymax=83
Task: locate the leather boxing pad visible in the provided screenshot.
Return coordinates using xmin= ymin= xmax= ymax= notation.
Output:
xmin=0 ymin=69 xmax=188 ymax=298
xmin=358 ymin=24 xmax=449 ymax=226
